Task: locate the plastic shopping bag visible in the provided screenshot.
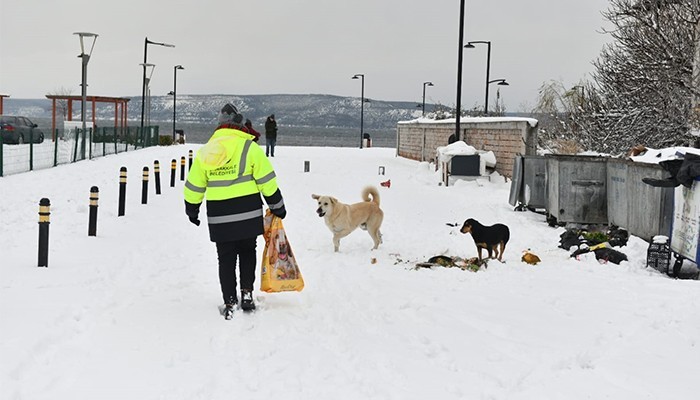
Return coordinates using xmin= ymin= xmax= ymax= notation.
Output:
xmin=260 ymin=209 xmax=304 ymax=293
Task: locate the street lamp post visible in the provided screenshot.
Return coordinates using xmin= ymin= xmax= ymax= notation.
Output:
xmin=465 ymin=40 xmax=494 ymax=115
xmin=455 ymin=0 xmax=466 ymax=141
xmin=422 ymin=81 xmax=434 ymax=117
xmin=352 ymin=74 xmax=365 ymax=149
xmin=140 ymin=37 xmax=174 ymax=135
xmin=139 ymin=63 xmax=155 ymax=146
xmin=74 ymin=32 xmax=98 ymax=160
xmin=172 ymin=65 xmax=184 ymax=141
xmin=488 ymin=79 xmax=509 ymax=113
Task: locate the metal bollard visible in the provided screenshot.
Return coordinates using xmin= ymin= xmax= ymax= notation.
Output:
xmin=378 ymin=166 xmax=385 ymax=175
xmin=142 ymin=166 xmax=149 ymax=205
xmin=154 ymin=160 xmax=161 ymax=195
xmin=188 ymin=150 xmax=193 ymax=171
xmin=38 ymin=198 xmax=50 ymax=267
xmin=88 ymin=186 xmax=99 ymax=237
xmin=180 ymin=156 xmax=186 ymax=181
xmin=304 ymin=161 xmax=310 ymax=172
xmin=118 ymin=167 xmax=127 ymax=216
xmin=170 ymin=159 xmax=176 ymax=187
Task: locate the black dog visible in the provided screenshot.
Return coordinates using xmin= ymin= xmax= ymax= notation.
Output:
xmin=460 ymin=218 xmax=510 ymax=261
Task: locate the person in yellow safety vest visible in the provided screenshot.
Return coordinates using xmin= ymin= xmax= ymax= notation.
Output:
xmin=184 ymin=103 xmax=286 ymax=319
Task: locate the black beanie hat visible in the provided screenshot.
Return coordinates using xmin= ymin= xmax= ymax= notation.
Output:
xmin=219 ymin=103 xmax=243 ymax=125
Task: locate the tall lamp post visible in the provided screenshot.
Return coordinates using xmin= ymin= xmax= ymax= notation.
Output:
xmin=74 ymin=32 xmax=98 ymax=159
xmin=488 ymin=79 xmax=509 ymax=113
xmin=352 ymin=74 xmax=365 ymax=149
xmin=455 ymin=0 xmax=466 ymax=141
xmin=465 ymin=40 xmax=497 ymax=115
xmin=465 ymin=41 xmax=509 ymax=115
xmin=172 ymin=65 xmax=184 ymax=141
xmin=140 ymin=63 xmax=155 ymax=144
xmin=422 ymin=81 xmax=434 ymax=117
xmin=140 ymin=38 xmax=174 ymax=134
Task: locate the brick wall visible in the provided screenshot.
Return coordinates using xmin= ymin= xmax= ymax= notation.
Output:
xmin=397 ymin=118 xmax=538 ymax=177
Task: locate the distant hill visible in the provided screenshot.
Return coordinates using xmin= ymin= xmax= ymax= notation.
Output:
xmin=2 ymin=94 xmax=433 ymax=130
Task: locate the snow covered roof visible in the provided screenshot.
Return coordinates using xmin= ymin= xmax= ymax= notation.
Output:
xmin=398 ymin=116 xmax=539 ymax=128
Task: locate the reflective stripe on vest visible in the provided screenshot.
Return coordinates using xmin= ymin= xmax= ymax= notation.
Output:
xmin=185 ymin=180 xmax=206 ymax=193
xmin=207 ymin=208 xmax=263 ymax=224
xmin=267 ymin=199 xmax=284 ymax=210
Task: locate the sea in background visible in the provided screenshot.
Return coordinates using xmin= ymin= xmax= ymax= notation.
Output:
xmin=28 ymin=118 xmax=398 ymax=147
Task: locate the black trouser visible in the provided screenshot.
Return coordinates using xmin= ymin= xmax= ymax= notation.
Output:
xmin=215 ymin=237 xmax=257 ymax=304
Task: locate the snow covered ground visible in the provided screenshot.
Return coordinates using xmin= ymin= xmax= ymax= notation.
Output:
xmin=1 ymin=144 xmax=699 ymax=399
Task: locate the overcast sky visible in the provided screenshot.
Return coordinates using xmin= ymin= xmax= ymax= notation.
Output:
xmin=0 ymin=0 xmax=612 ymax=112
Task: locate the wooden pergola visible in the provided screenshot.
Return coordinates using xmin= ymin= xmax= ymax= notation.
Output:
xmin=45 ymin=95 xmax=130 ymax=141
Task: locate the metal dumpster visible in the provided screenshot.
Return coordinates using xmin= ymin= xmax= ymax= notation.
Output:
xmin=545 ymin=154 xmax=608 ymax=225
xmin=607 ymin=158 xmax=674 ymax=240
xmin=509 ymin=155 xmax=546 ymax=210
xmin=508 ymin=155 xmax=523 ymax=207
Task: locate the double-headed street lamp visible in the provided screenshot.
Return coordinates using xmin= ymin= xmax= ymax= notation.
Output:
xmin=74 ymin=31 xmax=98 ymax=159
xmin=140 ymin=38 xmax=174 ymax=133
xmin=464 ymin=41 xmax=510 ymax=115
xmin=351 ymin=74 xmax=365 ymax=149
xmin=422 ymin=81 xmax=434 ymax=117
xmin=171 ymin=65 xmax=184 ymax=141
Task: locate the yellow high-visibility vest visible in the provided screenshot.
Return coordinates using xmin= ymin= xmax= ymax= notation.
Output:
xmin=184 ymin=128 xmax=279 ymax=204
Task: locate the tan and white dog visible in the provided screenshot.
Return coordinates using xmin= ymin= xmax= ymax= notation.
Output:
xmin=312 ymin=186 xmax=384 ymax=252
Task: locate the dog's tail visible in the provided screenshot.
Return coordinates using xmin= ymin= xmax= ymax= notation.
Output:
xmin=362 ymin=186 xmax=380 ymax=206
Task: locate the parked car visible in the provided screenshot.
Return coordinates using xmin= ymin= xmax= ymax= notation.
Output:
xmin=0 ymin=116 xmax=45 ymax=144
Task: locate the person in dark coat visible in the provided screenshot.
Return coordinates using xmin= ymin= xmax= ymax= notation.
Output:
xmin=264 ymin=114 xmax=278 ymax=157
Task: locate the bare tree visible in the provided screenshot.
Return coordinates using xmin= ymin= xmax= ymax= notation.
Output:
xmin=533 ymin=0 xmax=700 ymax=154
xmin=532 ymin=80 xmax=587 ymax=153
xmin=47 ymin=87 xmax=73 ymax=120
xmin=582 ymin=0 xmax=700 ymax=152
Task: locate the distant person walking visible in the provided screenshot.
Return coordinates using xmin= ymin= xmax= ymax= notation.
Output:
xmin=265 ymin=114 xmax=278 ymax=157
xmin=184 ymin=103 xmax=287 ymax=319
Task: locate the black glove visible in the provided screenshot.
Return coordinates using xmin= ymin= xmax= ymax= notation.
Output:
xmin=271 ymin=207 xmax=286 ymax=219
xmin=185 ymin=200 xmax=201 ymax=226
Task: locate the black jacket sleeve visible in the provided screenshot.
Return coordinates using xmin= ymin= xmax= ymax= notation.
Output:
xmin=263 ymin=188 xmax=286 ymax=219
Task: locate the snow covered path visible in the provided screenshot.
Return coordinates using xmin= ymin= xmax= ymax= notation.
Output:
xmin=1 ymin=145 xmax=699 ymax=399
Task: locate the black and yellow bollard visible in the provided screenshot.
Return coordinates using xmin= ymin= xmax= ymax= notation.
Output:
xmin=170 ymin=159 xmax=176 ymax=187
xmin=38 ymin=198 xmax=50 ymax=267
xmin=188 ymin=149 xmax=193 ymax=171
xmin=118 ymin=167 xmax=127 ymax=217
xmin=180 ymin=156 xmax=186 ymax=181
xmin=88 ymin=186 xmax=99 ymax=237
xmin=142 ymin=166 xmax=149 ymax=205
xmin=154 ymin=160 xmax=162 ymax=195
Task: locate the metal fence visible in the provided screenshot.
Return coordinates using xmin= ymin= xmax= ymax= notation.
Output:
xmin=0 ymin=125 xmax=160 ymax=177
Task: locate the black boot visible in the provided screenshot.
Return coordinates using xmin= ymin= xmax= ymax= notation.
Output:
xmin=220 ymin=295 xmax=237 ymax=319
xmin=241 ymin=289 xmax=256 ymax=312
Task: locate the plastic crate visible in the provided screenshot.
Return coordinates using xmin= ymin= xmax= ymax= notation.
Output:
xmin=647 ymin=236 xmax=671 ymax=273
